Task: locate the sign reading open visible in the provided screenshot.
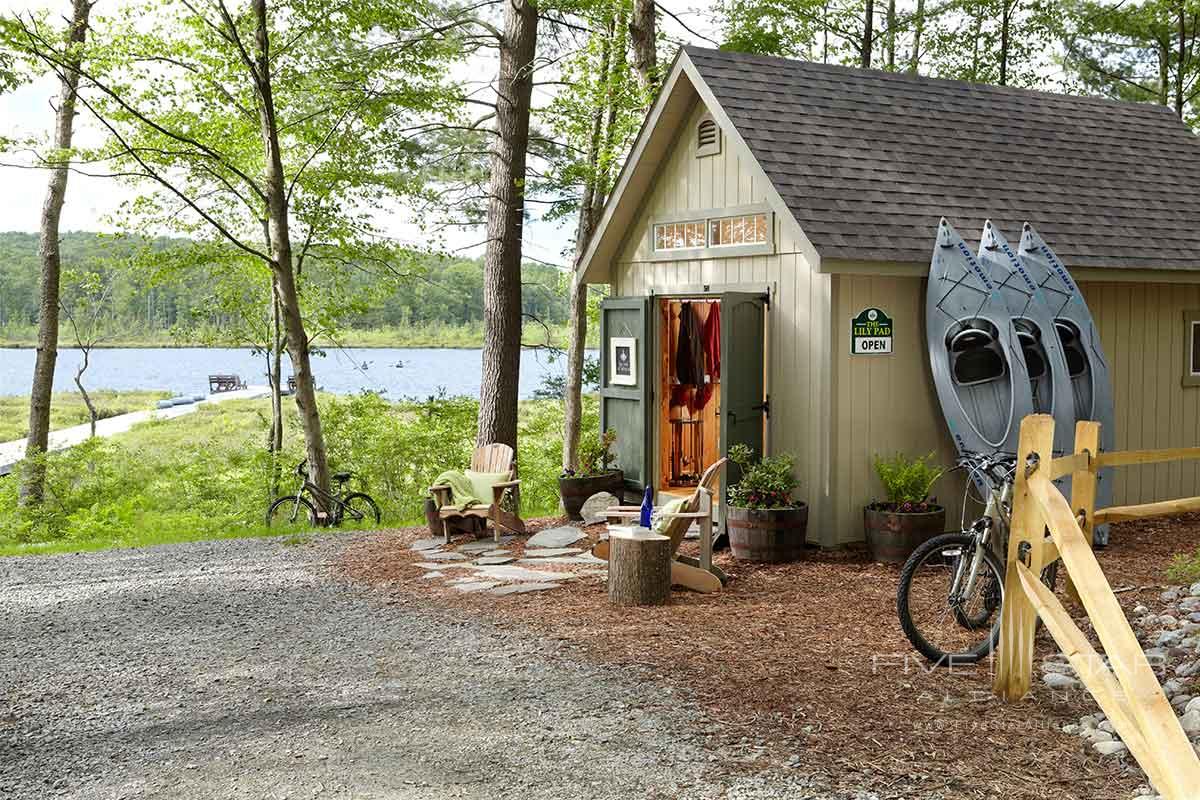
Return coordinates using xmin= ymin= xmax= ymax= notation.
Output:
xmin=851 ymin=307 xmax=893 ymax=355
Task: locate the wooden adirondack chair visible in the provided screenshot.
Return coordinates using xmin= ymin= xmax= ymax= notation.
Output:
xmin=595 ymin=457 xmax=729 ymax=593
xmin=429 ymin=443 xmax=526 ymax=544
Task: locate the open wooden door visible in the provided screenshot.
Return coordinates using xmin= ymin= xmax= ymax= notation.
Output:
xmin=719 ymin=292 xmax=767 ymax=489
xmin=599 ymin=297 xmax=652 ymax=495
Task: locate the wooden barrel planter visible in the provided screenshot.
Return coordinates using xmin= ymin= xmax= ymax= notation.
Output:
xmin=558 ymin=470 xmax=624 ymax=520
xmin=727 ymin=504 xmax=809 ymax=563
xmin=863 ymin=504 xmax=945 ymax=563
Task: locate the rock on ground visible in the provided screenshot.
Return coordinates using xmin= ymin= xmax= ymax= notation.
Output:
xmin=0 ymin=534 xmax=877 ymax=800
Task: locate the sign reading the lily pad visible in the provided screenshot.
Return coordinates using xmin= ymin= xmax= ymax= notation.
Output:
xmin=851 ymin=307 xmax=893 ymax=355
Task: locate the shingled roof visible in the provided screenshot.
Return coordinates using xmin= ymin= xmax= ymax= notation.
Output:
xmin=685 ymin=46 xmax=1200 ymax=270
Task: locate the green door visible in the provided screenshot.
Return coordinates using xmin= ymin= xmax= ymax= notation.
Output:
xmin=719 ymin=292 xmax=767 ymax=489
xmin=599 ymin=297 xmax=652 ymax=495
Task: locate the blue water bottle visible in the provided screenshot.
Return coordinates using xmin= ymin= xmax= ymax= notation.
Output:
xmin=639 ymin=486 xmax=653 ymax=528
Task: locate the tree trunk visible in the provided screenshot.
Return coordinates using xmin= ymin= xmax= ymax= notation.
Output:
xmin=629 ymin=0 xmax=656 ymax=96
xmin=251 ymin=0 xmax=331 ymax=503
xmin=21 ymin=0 xmax=92 ymax=506
xmin=1159 ymin=41 xmax=1170 ymax=106
xmin=885 ymin=0 xmax=896 ymax=70
xmin=73 ymin=348 xmax=97 ymax=437
xmin=608 ymin=528 xmax=671 ymax=606
xmin=860 ymin=0 xmax=874 ymax=68
xmin=477 ymin=0 xmax=538 ymax=450
xmin=999 ymin=0 xmax=1013 ymax=86
xmin=910 ymin=0 xmax=924 ymax=72
xmin=564 ymin=19 xmax=611 ymax=473
xmin=1177 ymin=2 xmax=1186 ymax=118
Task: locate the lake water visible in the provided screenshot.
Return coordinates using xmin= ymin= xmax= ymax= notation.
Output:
xmin=0 ymin=347 xmax=596 ymax=400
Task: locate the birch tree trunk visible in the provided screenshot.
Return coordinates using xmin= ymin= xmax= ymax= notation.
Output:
xmin=21 ymin=0 xmax=92 ymax=506
xmin=629 ymin=0 xmax=656 ymax=95
xmin=477 ymin=0 xmax=538 ymax=450
xmin=251 ymin=0 xmax=331 ymax=502
xmin=885 ymin=0 xmax=896 ymax=70
xmin=909 ymin=0 xmax=925 ymax=72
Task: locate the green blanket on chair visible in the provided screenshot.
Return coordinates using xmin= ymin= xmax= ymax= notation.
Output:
xmin=432 ymin=470 xmax=483 ymax=511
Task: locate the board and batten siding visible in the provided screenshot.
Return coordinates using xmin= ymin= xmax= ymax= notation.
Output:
xmin=608 ymin=100 xmax=835 ymax=543
xmin=830 ymin=274 xmax=1200 ymax=545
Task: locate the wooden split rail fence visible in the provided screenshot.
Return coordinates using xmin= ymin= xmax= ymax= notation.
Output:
xmin=994 ymin=414 xmax=1200 ymax=798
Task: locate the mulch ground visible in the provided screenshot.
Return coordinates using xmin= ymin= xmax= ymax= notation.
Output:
xmin=338 ymin=514 xmax=1200 ymax=799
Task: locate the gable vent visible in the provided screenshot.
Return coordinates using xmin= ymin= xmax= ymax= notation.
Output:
xmin=696 ymin=115 xmax=720 ymax=157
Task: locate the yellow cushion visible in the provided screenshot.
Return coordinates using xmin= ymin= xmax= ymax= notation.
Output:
xmin=464 ymin=469 xmax=509 ymax=503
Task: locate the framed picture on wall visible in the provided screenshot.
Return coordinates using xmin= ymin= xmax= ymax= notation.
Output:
xmin=611 ymin=337 xmax=637 ymax=386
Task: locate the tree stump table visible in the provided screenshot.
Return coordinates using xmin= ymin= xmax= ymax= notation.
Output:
xmin=607 ymin=526 xmax=671 ymax=607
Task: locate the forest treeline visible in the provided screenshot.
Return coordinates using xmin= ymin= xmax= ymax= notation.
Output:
xmin=0 ymin=231 xmax=574 ymax=343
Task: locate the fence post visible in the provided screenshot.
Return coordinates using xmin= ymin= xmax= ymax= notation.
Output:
xmin=994 ymin=413 xmax=1056 ymax=701
xmin=1066 ymin=420 xmax=1100 ymax=606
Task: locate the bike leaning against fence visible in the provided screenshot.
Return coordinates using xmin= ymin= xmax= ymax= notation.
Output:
xmin=266 ymin=460 xmax=381 ymax=529
xmin=895 ymin=451 xmax=1058 ymax=667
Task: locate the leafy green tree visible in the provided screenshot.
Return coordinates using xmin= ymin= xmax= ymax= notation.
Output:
xmin=1061 ymin=0 xmax=1200 ymax=124
xmin=17 ymin=0 xmax=463 ymax=503
xmin=4 ymin=0 xmax=94 ymax=506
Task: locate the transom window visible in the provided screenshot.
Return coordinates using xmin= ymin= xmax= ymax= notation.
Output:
xmin=653 ymin=212 xmax=769 ymax=252
xmin=653 ymin=220 xmax=706 ymax=251
xmin=709 ymin=214 xmax=768 ymax=247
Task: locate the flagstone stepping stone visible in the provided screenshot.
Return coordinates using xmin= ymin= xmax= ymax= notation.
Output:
xmin=409 ymin=538 xmax=445 ymax=551
xmin=518 ymin=555 xmax=605 ymax=566
xmin=420 ymin=572 xmax=445 ymax=580
xmin=483 ymin=549 xmax=510 ymax=556
xmin=523 ymin=547 xmax=584 ymax=558
xmin=414 ymin=562 xmax=472 ymax=570
xmin=473 ymin=565 xmax=577 ymax=582
xmin=489 ymin=582 xmax=563 ymax=596
xmin=474 ymin=556 xmax=516 ymax=566
xmin=580 ymin=492 xmax=618 ymax=525
xmin=526 ymin=526 xmax=587 ymax=549
xmin=423 ymin=551 xmax=468 ymax=561
xmin=457 ymin=541 xmax=500 ymax=553
xmin=454 ymin=580 xmax=502 ymax=593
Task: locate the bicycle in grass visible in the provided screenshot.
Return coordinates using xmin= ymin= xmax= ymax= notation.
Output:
xmin=266 ymin=460 xmax=381 ymax=529
xmin=896 ymin=451 xmax=1059 ymax=667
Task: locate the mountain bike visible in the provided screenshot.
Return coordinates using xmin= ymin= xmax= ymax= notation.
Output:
xmin=896 ymin=451 xmax=1059 ymax=667
xmin=266 ymin=460 xmax=381 ymax=529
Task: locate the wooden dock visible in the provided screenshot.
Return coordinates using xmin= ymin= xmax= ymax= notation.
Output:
xmin=0 ymin=386 xmax=270 ymax=477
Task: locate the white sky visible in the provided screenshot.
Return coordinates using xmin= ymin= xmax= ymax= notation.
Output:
xmin=0 ymin=0 xmax=720 ymax=268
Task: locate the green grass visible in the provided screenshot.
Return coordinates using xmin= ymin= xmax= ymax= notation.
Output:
xmin=0 ymin=322 xmax=599 ymax=349
xmin=0 ymin=390 xmax=170 ymax=442
xmin=0 ymin=393 xmax=596 ymax=558
xmin=1167 ymin=548 xmax=1200 ymax=585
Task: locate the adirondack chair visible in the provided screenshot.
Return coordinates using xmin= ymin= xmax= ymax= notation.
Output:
xmin=429 ymin=443 xmax=526 ymax=544
xmin=595 ymin=457 xmax=729 ymax=593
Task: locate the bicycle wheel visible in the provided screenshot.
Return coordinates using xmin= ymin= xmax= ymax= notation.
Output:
xmin=897 ymin=532 xmax=1006 ymax=667
xmin=339 ymin=492 xmax=381 ymax=527
xmin=266 ymin=495 xmax=318 ymax=529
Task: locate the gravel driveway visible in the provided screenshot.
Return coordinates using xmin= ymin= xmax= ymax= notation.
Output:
xmin=0 ymin=534 xmax=874 ymax=799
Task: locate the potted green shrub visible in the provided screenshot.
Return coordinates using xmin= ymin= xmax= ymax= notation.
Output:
xmin=559 ymin=429 xmax=624 ymax=520
xmin=864 ymin=452 xmax=946 ymax=563
xmin=725 ymin=444 xmax=807 ymax=562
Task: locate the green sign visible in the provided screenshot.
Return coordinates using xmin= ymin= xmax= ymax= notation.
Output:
xmin=851 ymin=307 xmax=893 ymax=355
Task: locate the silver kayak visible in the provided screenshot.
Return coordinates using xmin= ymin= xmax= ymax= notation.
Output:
xmin=927 ymin=218 xmax=1035 ymax=494
xmin=1017 ymin=223 xmax=1116 ymax=545
xmin=977 ymin=221 xmax=1076 ymax=478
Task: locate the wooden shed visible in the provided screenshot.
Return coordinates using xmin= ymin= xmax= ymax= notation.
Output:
xmin=575 ymin=46 xmax=1200 ymax=547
